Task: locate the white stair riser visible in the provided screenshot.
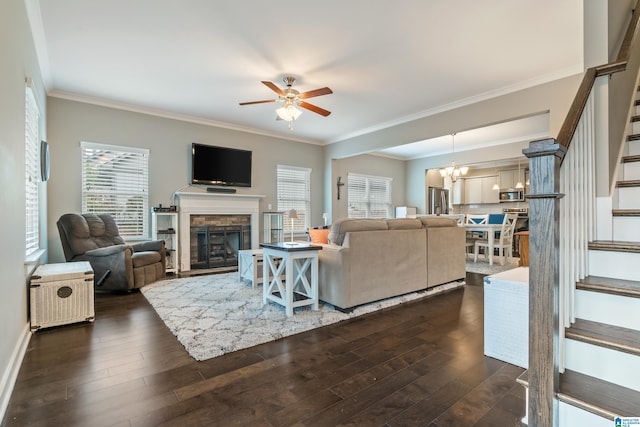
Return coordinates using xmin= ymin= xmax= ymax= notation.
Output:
xmin=615 ymin=186 xmax=640 ymax=209
xmin=565 ymin=339 xmax=640 ymax=391
xmin=588 ymin=250 xmax=639 ymax=281
xmin=558 ymin=401 xmax=611 ymax=427
xmin=574 ymin=289 xmax=640 ymax=330
xmin=630 ymin=139 xmax=640 ymax=155
xmin=613 ymin=217 xmax=640 ymax=241
xmin=623 ymin=160 xmax=640 ymax=180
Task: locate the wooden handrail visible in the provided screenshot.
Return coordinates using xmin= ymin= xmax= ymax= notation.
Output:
xmin=555 ymin=4 xmax=640 ymax=159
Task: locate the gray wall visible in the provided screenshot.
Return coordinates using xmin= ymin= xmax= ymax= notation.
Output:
xmin=323 ymin=74 xmax=582 ymax=215
xmin=46 ymin=97 xmax=325 ymax=264
xmin=1 ymin=0 xmax=48 ymax=414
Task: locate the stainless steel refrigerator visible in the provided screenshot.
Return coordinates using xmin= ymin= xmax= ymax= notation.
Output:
xmin=428 ymin=187 xmax=449 ymax=215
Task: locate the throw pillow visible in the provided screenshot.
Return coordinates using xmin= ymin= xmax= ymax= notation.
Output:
xmin=309 ymin=228 xmax=330 ymax=244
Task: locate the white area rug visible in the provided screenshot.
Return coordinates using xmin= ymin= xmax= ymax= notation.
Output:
xmin=141 ymin=273 xmax=464 ymax=361
xmin=465 ymin=257 xmax=520 ymax=275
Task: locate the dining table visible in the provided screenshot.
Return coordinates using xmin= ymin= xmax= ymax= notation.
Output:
xmin=463 ymin=223 xmax=504 ymax=265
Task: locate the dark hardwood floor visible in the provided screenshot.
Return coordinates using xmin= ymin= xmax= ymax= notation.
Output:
xmin=2 ymin=272 xmax=526 ymax=426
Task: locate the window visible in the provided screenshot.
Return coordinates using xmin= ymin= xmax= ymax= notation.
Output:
xmin=25 ymin=80 xmax=40 ymax=256
xmin=277 ymin=165 xmax=311 ymax=233
xmin=81 ymin=142 xmax=149 ymax=239
xmin=347 ymin=173 xmax=393 ymax=219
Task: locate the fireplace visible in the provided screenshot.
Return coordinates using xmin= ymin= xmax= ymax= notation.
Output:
xmin=175 ymin=192 xmax=264 ymax=272
xmin=189 ymin=215 xmax=251 ymax=270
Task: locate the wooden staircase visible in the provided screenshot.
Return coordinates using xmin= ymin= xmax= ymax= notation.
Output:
xmin=520 ymin=94 xmax=640 ymax=426
xmin=558 ymin=99 xmax=640 ymax=424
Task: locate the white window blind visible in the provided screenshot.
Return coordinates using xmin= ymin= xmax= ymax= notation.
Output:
xmin=25 ymin=82 xmax=40 ymax=256
xmin=347 ymin=173 xmax=393 ymax=219
xmin=81 ymin=142 xmax=149 ymax=239
xmin=277 ymin=165 xmax=311 ymax=233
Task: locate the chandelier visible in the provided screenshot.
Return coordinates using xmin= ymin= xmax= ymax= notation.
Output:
xmin=439 ymin=133 xmax=469 ymax=182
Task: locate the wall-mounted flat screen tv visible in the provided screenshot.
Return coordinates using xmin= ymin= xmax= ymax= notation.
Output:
xmin=191 ymin=143 xmax=252 ymax=187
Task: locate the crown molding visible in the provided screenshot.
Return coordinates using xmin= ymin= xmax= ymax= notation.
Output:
xmin=47 ymin=90 xmax=322 ymax=146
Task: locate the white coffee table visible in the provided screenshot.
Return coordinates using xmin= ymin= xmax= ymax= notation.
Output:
xmin=238 ymin=249 xmax=264 ymax=288
xmin=260 ymin=242 xmax=322 ymax=317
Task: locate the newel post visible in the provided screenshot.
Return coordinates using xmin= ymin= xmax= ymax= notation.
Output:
xmin=523 ymin=138 xmax=565 ymax=427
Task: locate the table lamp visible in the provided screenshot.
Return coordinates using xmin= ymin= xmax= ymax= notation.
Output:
xmin=288 ymin=209 xmax=298 ymax=244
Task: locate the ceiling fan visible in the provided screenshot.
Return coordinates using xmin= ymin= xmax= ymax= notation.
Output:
xmin=240 ymin=76 xmax=332 ymax=129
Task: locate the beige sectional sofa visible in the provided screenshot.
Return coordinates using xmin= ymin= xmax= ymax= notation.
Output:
xmin=316 ymin=217 xmax=465 ymax=310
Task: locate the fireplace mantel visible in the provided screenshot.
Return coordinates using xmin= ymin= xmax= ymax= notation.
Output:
xmin=175 ymin=191 xmax=264 ymax=272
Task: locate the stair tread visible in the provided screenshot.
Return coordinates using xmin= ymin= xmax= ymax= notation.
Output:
xmin=589 ymin=240 xmax=640 ymax=253
xmin=613 ymin=209 xmax=640 ymax=216
xmin=558 ymin=370 xmax=640 ymax=419
xmin=622 ymin=154 xmax=640 ymax=163
xmin=577 ymin=275 xmax=640 ymax=298
xmin=631 ymin=115 xmax=640 ymax=122
xmin=519 ymin=370 xmax=640 ymax=419
xmin=629 ymin=134 xmax=640 ymax=141
xmin=616 ymin=179 xmax=640 ymax=187
xmin=566 ymin=318 xmax=640 ymax=356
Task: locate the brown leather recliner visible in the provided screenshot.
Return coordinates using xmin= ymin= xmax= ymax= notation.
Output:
xmin=57 ymin=213 xmax=166 ymax=291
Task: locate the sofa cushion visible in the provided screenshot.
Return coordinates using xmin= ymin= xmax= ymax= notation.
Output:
xmin=386 ymin=218 xmax=423 ymax=230
xmin=419 ymin=216 xmax=458 ymax=228
xmin=328 ymin=218 xmax=389 ymax=246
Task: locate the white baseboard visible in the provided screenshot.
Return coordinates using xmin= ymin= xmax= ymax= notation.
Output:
xmin=0 ymin=323 xmax=31 ymax=423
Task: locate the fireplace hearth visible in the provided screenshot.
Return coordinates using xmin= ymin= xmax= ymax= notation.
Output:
xmin=189 ymin=214 xmax=251 ymax=270
xmin=191 ymin=224 xmax=250 ymax=269
xmin=175 ymin=192 xmax=264 ymax=272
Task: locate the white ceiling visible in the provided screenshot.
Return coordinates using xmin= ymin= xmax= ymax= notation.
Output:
xmin=29 ymin=0 xmax=582 ymax=157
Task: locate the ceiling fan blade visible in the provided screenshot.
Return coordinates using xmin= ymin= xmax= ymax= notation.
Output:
xmin=239 ymin=99 xmax=276 ymax=106
xmin=299 ymin=101 xmax=331 ymax=117
xmin=299 ymin=87 xmax=333 ymax=99
xmin=261 ymin=81 xmax=285 ymax=96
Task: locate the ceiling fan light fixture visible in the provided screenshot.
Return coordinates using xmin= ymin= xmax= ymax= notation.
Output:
xmin=240 ymin=76 xmax=332 ymax=131
xmin=276 ymin=104 xmax=302 ymax=122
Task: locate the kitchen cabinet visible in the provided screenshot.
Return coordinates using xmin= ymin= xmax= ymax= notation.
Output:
xmin=452 ymin=179 xmax=465 ymax=205
xmin=464 ymin=178 xmax=482 ymax=204
xmin=499 ymin=169 xmax=525 ymax=190
xmin=482 ymin=176 xmax=500 ymax=203
xmin=443 ymin=176 xmax=465 ymax=206
xmin=464 ymin=176 xmax=499 ymax=204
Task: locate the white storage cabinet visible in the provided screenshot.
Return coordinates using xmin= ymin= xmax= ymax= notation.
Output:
xmin=263 ymin=212 xmax=284 ymax=243
xmin=30 ymin=261 xmax=95 ymax=331
xmin=152 ymin=211 xmax=179 ymax=273
xmin=483 ymin=268 xmax=529 ymax=368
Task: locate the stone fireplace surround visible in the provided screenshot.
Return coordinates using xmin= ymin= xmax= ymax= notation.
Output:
xmin=175 ymin=191 xmax=264 ymax=272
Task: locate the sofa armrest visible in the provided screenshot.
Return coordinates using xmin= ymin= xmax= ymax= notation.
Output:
xmin=73 ymin=244 xmax=134 ymax=290
xmin=83 ymin=245 xmax=130 ymax=257
xmin=130 ymin=240 xmax=165 ymax=253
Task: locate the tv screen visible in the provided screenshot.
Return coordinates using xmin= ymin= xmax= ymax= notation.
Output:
xmin=191 ymin=143 xmax=252 ymax=187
